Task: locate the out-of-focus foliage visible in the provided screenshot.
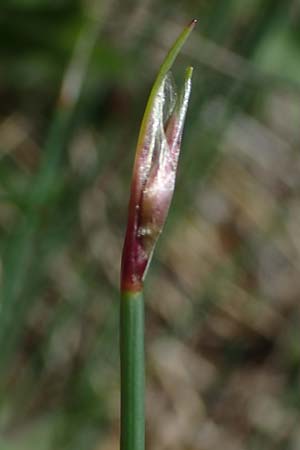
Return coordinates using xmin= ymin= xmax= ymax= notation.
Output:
xmin=1 ymin=1 xmax=300 ymax=449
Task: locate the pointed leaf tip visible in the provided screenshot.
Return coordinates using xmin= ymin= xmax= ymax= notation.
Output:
xmin=188 ymin=19 xmax=198 ymax=28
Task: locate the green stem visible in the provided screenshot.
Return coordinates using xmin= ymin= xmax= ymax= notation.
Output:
xmin=120 ymin=290 xmax=145 ymax=450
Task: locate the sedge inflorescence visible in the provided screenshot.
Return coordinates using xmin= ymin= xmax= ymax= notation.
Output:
xmin=121 ymin=20 xmax=196 ymax=293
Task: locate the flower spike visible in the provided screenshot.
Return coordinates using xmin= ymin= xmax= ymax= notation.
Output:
xmin=121 ymin=21 xmax=196 ymax=293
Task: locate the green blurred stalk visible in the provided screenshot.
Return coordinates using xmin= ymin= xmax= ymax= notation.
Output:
xmin=0 ymin=18 xmax=100 ymax=366
xmin=120 ymin=291 xmax=145 ymax=450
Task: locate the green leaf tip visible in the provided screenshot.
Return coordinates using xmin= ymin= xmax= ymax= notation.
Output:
xmin=158 ymin=17 xmax=197 ymax=77
xmin=188 ymin=18 xmax=198 ymax=27
xmin=185 ymin=66 xmax=194 ymax=80
xmin=136 ymin=19 xmax=197 ymax=151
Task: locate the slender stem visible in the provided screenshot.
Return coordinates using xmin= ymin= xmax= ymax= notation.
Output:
xmin=120 ymin=291 xmax=145 ymax=450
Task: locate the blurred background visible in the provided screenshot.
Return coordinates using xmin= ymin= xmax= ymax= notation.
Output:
xmin=1 ymin=1 xmax=300 ymax=449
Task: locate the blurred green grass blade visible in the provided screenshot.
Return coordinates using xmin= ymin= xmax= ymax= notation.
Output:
xmin=0 ymin=18 xmax=99 ymax=367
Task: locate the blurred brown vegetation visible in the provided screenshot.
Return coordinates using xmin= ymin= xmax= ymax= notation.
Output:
xmin=1 ymin=1 xmax=300 ymax=449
